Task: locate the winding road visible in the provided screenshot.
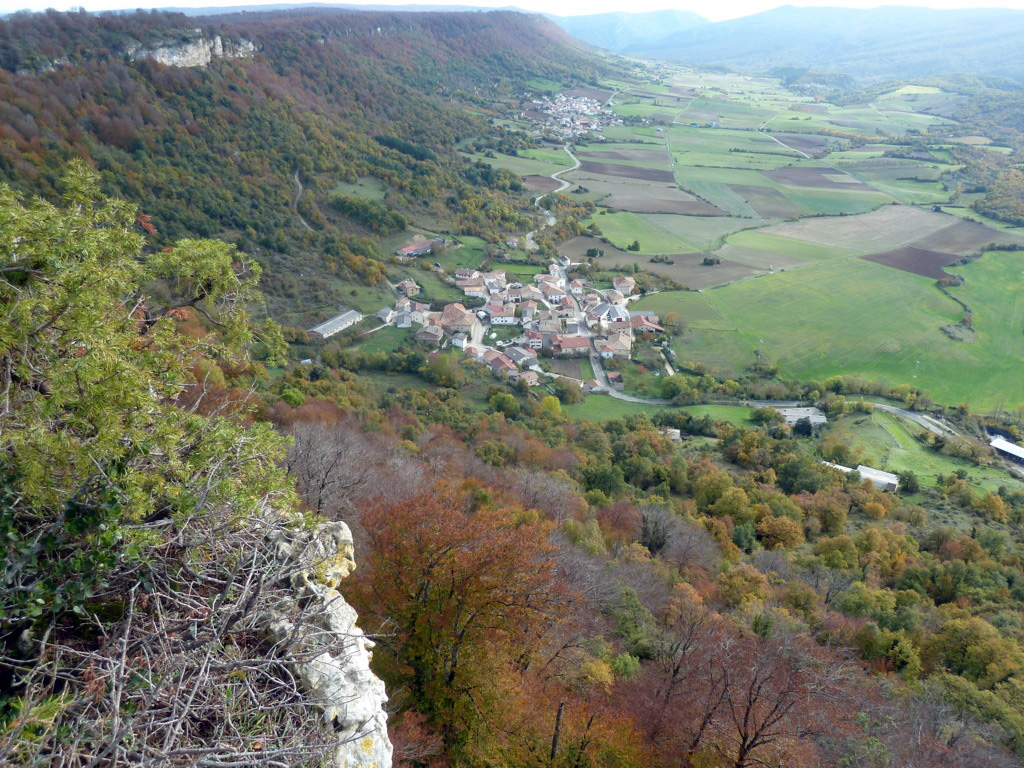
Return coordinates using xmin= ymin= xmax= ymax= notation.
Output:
xmin=524 ymin=144 xmax=580 ymax=250
xmin=740 ymin=399 xmax=962 ymax=438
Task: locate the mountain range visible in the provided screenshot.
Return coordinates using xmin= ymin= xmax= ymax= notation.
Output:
xmin=147 ymin=3 xmax=1024 ymax=83
xmin=622 ymin=5 xmax=1024 ymax=83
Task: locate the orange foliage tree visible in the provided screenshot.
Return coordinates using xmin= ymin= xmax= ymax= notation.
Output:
xmin=353 ymin=490 xmax=571 ymax=751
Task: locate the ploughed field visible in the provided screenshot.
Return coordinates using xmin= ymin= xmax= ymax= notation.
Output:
xmin=520 ymin=70 xmax=1024 ymax=408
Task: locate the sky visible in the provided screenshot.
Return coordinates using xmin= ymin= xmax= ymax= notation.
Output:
xmin=4 ymin=0 xmax=1024 ymax=22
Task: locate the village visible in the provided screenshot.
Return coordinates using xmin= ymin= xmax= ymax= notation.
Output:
xmin=518 ymin=91 xmax=623 ymax=139
xmin=307 ymin=241 xmax=666 ymax=397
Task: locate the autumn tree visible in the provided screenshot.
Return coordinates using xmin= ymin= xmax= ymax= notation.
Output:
xmin=353 ymin=491 xmax=571 ymax=751
xmin=705 ymin=633 xmax=855 ymax=768
xmin=0 ymin=164 xmax=359 ymax=765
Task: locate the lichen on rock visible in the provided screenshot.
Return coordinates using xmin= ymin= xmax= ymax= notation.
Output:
xmin=264 ymin=522 xmax=392 ymax=768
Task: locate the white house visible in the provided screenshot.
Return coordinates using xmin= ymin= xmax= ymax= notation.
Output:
xmin=491 ymin=305 xmax=520 ymax=325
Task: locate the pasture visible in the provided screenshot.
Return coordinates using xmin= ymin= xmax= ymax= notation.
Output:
xmin=499 ymin=68 xmax=1022 ymax=410
xmin=838 ymin=411 xmax=1024 ymax=493
xmin=462 ymin=151 xmax=566 ymax=177
xmin=586 ymin=210 xmax=698 ymax=254
xmin=657 ymin=252 xmax=1024 ymax=408
xmin=632 ymin=291 xmax=736 ymax=330
xmin=600 ymin=253 xmax=762 ymax=290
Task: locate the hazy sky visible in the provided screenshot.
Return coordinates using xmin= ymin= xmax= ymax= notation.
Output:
xmin=4 ymin=0 xmax=1024 ymax=23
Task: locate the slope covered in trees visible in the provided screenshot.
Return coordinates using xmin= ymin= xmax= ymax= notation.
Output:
xmin=0 ymin=164 xmax=380 ymax=764
xmin=0 ymin=8 xmax=609 ymax=324
xmin=262 ymin=343 xmax=1024 ymax=767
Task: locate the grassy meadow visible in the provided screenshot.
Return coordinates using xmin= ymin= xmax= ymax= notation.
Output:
xmin=491 ymin=68 xmax=1024 ymax=411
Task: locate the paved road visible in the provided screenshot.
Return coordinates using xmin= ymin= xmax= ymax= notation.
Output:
xmin=741 ymin=399 xmax=962 ymax=437
xmin=525 ymin=144 xmax=580 ymax=250
xmin=872 ymin=402 xmax=959 ymax=437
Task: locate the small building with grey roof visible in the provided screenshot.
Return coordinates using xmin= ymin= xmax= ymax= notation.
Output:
xmin=776 ymin=407 xmax=828 ymax=427
xmin=308 ymin=309 xmax=362 ymax=340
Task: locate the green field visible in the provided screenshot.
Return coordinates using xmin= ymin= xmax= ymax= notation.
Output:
xmin=564 ymin=397 xmax=753 ymax=425
xmin=333 ymin=280 xmax=394 ymax=317
xmin=657 ymin=254 xmax=1024 ymax=408
xmin=684 ymin=404 xmax=755 ymax=426
xmin=352 ymin=325 xmax=409 ymax=355
xmin=502 ymin=263 xmax=547 ymax=277
xmin=587 ymin=211 xmax=697 ymax=254
xmin=945 ymin=250 xmax=1024 ymax=409
xmin=332 ymin=177 xmax=388 ymax=201
xmin=550 ymin=69 xmax=1024 ymax=412
xmin=724 ymin=230 xmax=855 ymax=265
xmin=520 ymin=147 xmax=575 ymax=165
xmin=633 ymin=291 xmax=736 ymax=329
xmin=463 ymin=151 xmax=564 ymax=177
xmin=838 ymin=411 xmax=1024 ymax=494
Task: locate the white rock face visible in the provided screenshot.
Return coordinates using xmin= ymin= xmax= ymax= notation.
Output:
xmin=130 ymin=35 xmax=256 ymax=68
xmin=264 ymin=522 xmax=392 ymax=768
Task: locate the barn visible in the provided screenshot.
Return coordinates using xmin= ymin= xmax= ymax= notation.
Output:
xmin=991 ymin=437 xmax=1024 ymax=465
xmin=307 ymin=309 xmax=362 ymax=340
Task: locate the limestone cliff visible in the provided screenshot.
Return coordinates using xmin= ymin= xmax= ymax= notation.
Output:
xmin=128 ymin=31 xmax=255 ymax=68
xmin=264 ymin=522 xmax=392 ymax=768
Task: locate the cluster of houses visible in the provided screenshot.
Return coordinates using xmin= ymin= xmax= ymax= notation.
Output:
xmin=518 ymin=93 xmax=623 ymax=139
xmin=371 ymin=259 xmax=667 ymax=390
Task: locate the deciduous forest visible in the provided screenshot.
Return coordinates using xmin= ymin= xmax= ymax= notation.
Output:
xmin=4 ymin=7 xmax=1024 ymax=768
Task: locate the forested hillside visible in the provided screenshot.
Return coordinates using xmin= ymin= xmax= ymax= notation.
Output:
xmin=7 ymin=7 xmax=1024 ymax=768
xmin=0 ymin=8 xmax=608 ymax=324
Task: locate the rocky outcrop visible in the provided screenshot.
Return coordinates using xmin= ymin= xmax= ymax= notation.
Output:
xmin=264 ymin=522 xmax=392 ymax=768
xmin=129 ymin=32 xmax=255 ymax=68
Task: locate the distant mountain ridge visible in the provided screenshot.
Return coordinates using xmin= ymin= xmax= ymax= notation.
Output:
xmin=549 ymin=10 xmax=708 ymax=53
xmin=626 ymin=5 xmax=1024 ymax=83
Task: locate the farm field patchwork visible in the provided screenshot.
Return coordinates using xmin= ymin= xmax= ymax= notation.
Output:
xmin=494 ymin=70 xmax=1023 ymax=411
xmin=659 ymin=253 xmax=1024 ymax=407
xmin=578 ymin=161 xmax=677 ymax=183
xmin=756 ymin=206 xmax=953 ymax=252
xmin=578 ymin=148 xmax=671 ymax=165
xmin=587 ymin=209 xmax=769 ymax=260
xmin=673 ymin=152 xmax=798 ymax=170
xmin=602 ymin=193 xmax=724 ymax=216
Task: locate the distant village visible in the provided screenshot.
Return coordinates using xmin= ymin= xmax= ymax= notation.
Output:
xmin=518 ymin=92 xmax=623 ymax=139
xmin=308 ymin=238 xmax=666 ymax=395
